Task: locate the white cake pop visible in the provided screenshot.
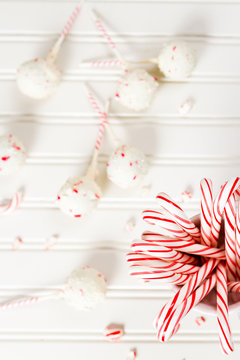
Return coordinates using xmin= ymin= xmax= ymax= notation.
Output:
xmin=0 ymin=265 xmax=106 ymax=312
xmin=16 ymin=3 xmax=84 ymax=99
xmin=57 ymin=175 xmax=102 ymax=218
xmin=107 ymin=145 xmax=148 ymax=188
xmin=116 ymin=69 xmax=158 ymax=111
xmin=0 ymin=134 xmax=26 ymax=175
xmin=91 ymin=9 xmax=158 ymax=112
xmin=158 ymin=41 xmax=196 ymax=79
xmin=16 ymin=58 xmax=61 ymax=100
xmin=63 ymin=266 xmax=106 ymax=311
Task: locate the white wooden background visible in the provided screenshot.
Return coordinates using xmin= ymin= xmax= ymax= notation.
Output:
xmin=0 ymin=1 xmax=239 ymax=359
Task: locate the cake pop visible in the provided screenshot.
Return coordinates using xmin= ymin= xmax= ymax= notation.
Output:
xmin=57 ymin=95 xmax=106 ymax=218
xmin=0 ymin=134 xmax=26 ymax=175
xmin=157 ymin=41 xmax=196 ymax=79
xmin=85 ymin=84 xmax=149 ymax=189
xmin=16 ymin=1 xmax=84 ymax=99
xmin=0 ymin=266 xmax=106 ymax=311
xmin=91 ymin=9 xmax=158 ymax=112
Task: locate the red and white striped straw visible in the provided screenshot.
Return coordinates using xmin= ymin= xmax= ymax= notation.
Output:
xmin=127 ymin=252 xmax=200 ymax=274
xmin=154 ymin=258 xmax=218 ymax=330
xmin=156 ymin=193 xmax=201 ymax=242
xmin=80 ymin=59 xmax=124 ymax=68
xmin=0 ymin=191 xmax=23 ymax=215
xmin=200 ymin=178 xmax=214 ymax=247
xmin=0 ymin=292 xmax=60 ymax=311
xmin=91 ymin=8 xmax=126 ymax=67
xmin=140 ymin=234 xmax=226 ymax=259
xmin=224 ymin=193 xmax=237 ymax=281
xmin=216 ymin=262 xmax=234 ymax=354
xmin=235 ymin=200 xmax=240 ymax=279
xmin=47 ymin=1 xmax=85 ymax=62
xmin=142 ymin=210 xmax=193 ymax=241
xmin=211 ymin=178 xmax=240 ymax=244
xmin=156 ymin=272 xmax=217 ymax=342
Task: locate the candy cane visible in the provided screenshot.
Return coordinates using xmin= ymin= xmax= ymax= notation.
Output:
xmin=47 ymin=1 xmax=85 ymax=62
xmin=154 ymin=258 xmax=218 ymax=330
xmin=156 ymin=193 xmax=201 ymax=241
xmin=224 ymin=194 xmax=237 ymax=281
xmin=103 ymin=326 xmax=124 ymax=342
xmin=91 ymin=8 xmax=126 ymax=67
xmin=200 ymin=178 xmax=214 ymax=247
xmin=126 ymin=350 xmax=137 ymax=360
xmin=235 ymin=200 xmax=240 ymax=279
xmin=0 ymin=191 xmax=23 ymax=215
xmin=227 ymin=281 xmax=240 ymax=292
xmin=157 ymin=273 xmax=216 ymax=342
xmin=140 ymin=234 xmax=226 ymax=259
xmin=128 ymin=245 xmax=199 ymax=265
xmin=211 ymin=177 xmax=240 ymax=244
xmin=127 ymin=253 xmax=200 ymax=274
xmin=142 ymin=210 xmax=193 ymax=241
xmin=216 ymin=262 xmax=234 ymax=354
xmin=129 ymin=267 xmax=192 ymax=285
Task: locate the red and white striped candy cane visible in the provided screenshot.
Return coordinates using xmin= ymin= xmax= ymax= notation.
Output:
xmin=91 ymin=8 xmax=126 ymax=67
xmin=156 ymin=272 xmax=216 ymax=342
xmin=216 ymin=262 xmax=234 ymax=354
xmin=224 ymin=193 xmax=237 ymax=281
xmin=0 ymin=191 xmax=23 ymax=215
xmin=211 ymin=177 xmax=240 ymax=244
xmin=140 ymin=233 xmax=226 ymax=259
xmin=156 ymin=193 xmax=201 ymax=242
xmin=47 ymin=1 xmax=85 ymax=62
xmin=200 ymin=178 xmax=214 ymax=247
xmin=127 ymin=252 xmax=200 ymax=274
xmin=129 ymin=267 xmax=192 ymax=285
xmin=142 ymin=210 xmax=193 ymax=241
xmin=154 ymin=258 xmax=219 ymax=330
xmin=235 ymin=200 xmax=240 ymax=279
xmin=228 ymin=281 xmax=240 ymax=292
xmin=129 ymin=244 xmax=199 ymax=265
xmin=103 ymin=326 xmax=124 ymax=342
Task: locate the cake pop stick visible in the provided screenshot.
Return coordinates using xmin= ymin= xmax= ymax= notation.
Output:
xmin=129 ymin=41 xmax=197 ymax=79
xmin=85 ymin=84 xmax=149 ymax=188
xmin=90 ymin=9 xmax=158 ymax=111
xmin=16 ymin=1 xmax=85 ymax=99
xmin=0 ymin=266 xmax=106 ymax=312
xmin=57 ymin=96 xmax=106 ymax=218
xmin=79 ymin=59 xmax=124 ymax=68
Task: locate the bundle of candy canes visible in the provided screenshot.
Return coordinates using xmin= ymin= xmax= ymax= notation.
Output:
xmin=127 ymin=177 xmax=240 ymax=355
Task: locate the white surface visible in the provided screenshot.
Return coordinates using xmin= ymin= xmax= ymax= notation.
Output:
xmin=0 ymin=1 xmax=239 ymax=359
